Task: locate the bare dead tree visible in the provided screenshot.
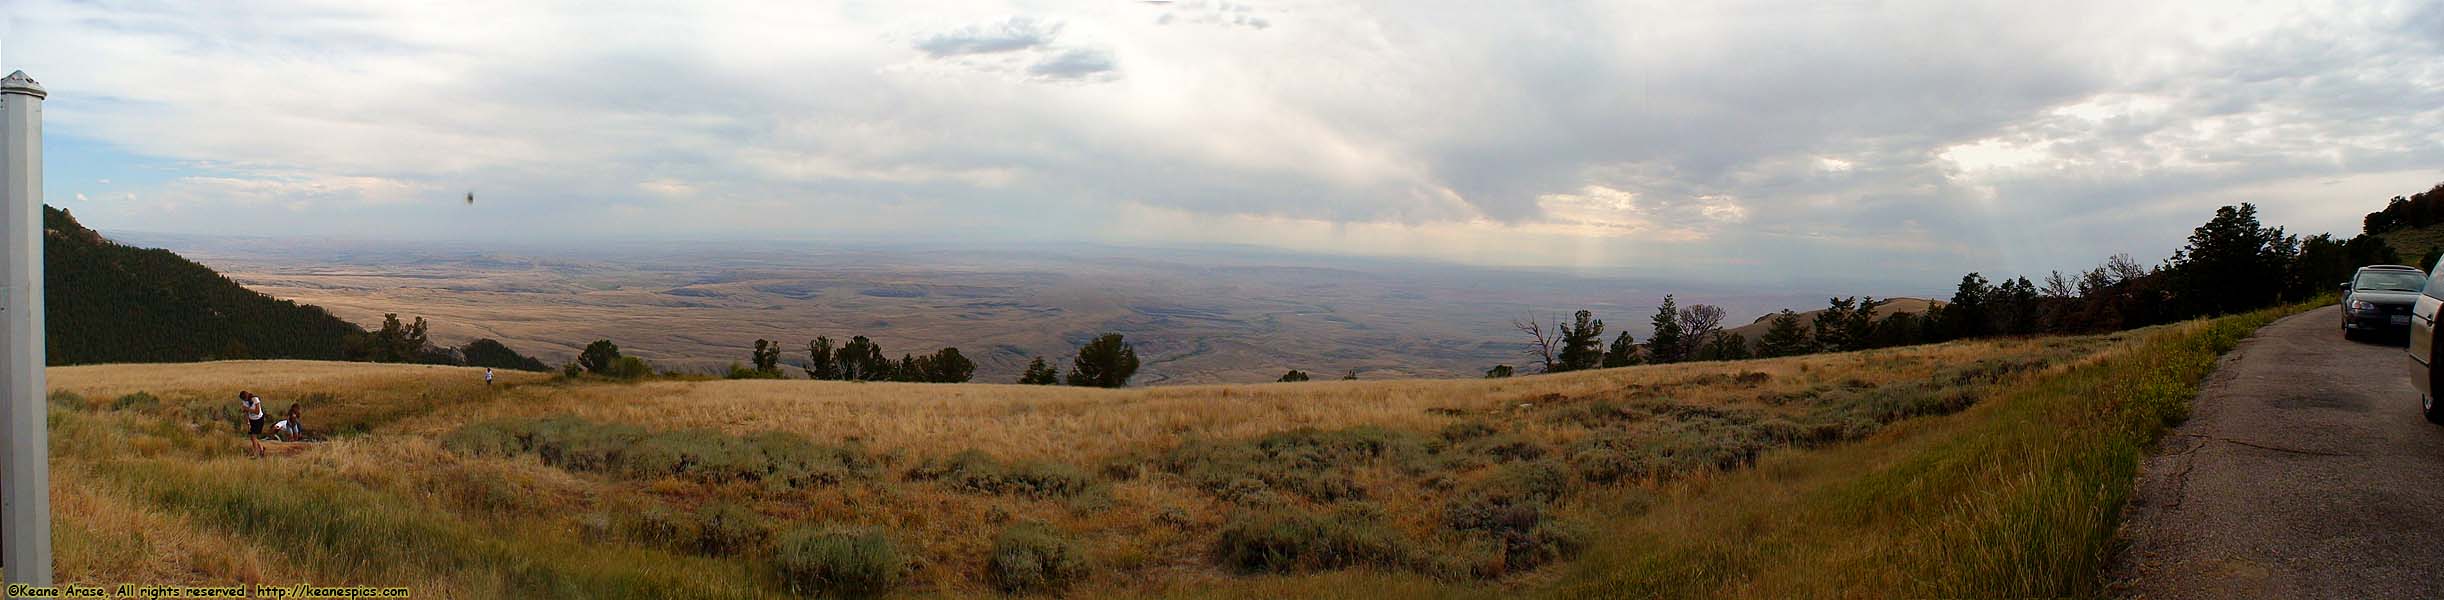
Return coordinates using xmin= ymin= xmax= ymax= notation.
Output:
xmin=2105 ymin=253 xmax=2150 ymax=283
xmin=1678 ymin=304 xmax=1726 ymax=357
xmin=2042 ymin=270 xmax=2076 ymax=299
xmin=1512 ymin=315 xmax=1560 ymax=373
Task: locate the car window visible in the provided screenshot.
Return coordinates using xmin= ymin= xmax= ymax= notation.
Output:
xmin=2355 ymin=271 xmax=2427 ymax=292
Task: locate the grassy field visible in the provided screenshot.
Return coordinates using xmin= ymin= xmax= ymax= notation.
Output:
xmin=15 ymin=305 xmax=2312 ymax=597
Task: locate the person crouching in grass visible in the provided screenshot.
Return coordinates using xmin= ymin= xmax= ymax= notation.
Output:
xmin=275 ymin=403 xmax=304 ymax=442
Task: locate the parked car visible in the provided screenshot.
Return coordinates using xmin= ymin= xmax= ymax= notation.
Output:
xmin=2343 ymin=265 xmax=2426 ymax=340
xmin=2404 ymin=262 xmax=2444 ymax=425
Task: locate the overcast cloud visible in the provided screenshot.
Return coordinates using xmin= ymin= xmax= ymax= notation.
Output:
xmin=2 ymin=0 xmax=2439 ymax=286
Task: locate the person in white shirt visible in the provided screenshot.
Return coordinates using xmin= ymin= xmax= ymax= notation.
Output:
xmin=485 ymin=367 xmax=495 ymax=386
xmin=275 ymin=402 xmax=303 ymax=441
xmin=239 ymin=391 xmax=266 ymax=457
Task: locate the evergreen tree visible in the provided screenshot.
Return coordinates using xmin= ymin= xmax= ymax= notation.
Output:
xmin=1600 ymin=331 xmax=1641 ymax=368
xmin=42 ymin=206 xmax=364 ymax=365
xmin=1278 ymin=369 xmax=1311 ymax=382
xmin=750 ymin=339 xmax=783 ymax=375
xmin=368 ymin=314 xmax=410 ymax=362
xmin=926 ymin=347 xmax=976 ymax=383
xmin=1553 ymin=310 xmax=1607 ymax=372
xmin=578 ymin=340 xmax=621 ymax=375
xmin=2164 ymin=203 xmax=2299 ymax=315
xmin=1812 ymin=298 xmax=1861 ymax=353
xmin=838 ymin=336 xmax=887 ymax=381
xmin=1702 ymin=332 xmax=1751 ymax=361
xmin=805 ymin=336 xmax=840 ymax=380
xmin=1757 ymin=310 xmax=1812 ymax=357
xmin=460 ymin=338 xmax=548 ymax=372
xmin=2290 ymin=234 xmax=2352 ymax=298
xmin=1645 ymin=295 xmax=1687 ymax=364
xmin=1017 ymin=357 xmax=1060 ymax=385
xmin=1847 ymin=297 xmax=1884 ymax=347
xmin=1066 ymin=334 xmax=1140 ymax=388
xmin=1989 ymin=278 xmax=2041 ymax=335
xmin=2342 ymin=233 xmax=2401 ymax=267
xmin=1935 ymin=273 xmax=1993 ymax=340
xmin=404 ymin=316 xmax=431 ymax=360
xmin=1868 ymin=311 xmax=1925 ymax=348
xmin=1484 ymin=365 xmax=1515 ymax=378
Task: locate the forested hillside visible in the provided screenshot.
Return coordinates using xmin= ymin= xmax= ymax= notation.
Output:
xmin=2360 ymin=182 xmax=2444 ymax=265
xmin=43 ymin=205 xmax=363 ymax=364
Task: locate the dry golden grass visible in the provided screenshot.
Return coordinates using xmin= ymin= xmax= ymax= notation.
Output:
xmin=48 ymin=462 xmax=298 ymax=585
xmin=390 ymin=340 xmax=2037 ymax=464
xmin=31 ymin=332 xmax=2133 ymax=598
xmin=48 ymin=359 xmax=551 ymax=400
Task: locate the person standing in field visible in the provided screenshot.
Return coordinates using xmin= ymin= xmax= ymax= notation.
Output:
xmin=485 ymin=367 xmax=495 ymax=387
xmin=239 ymin=391 xmax=266 ymax=457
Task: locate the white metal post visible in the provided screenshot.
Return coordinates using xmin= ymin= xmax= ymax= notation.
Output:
xmin=0 ymin=69 xmax=49 ymax=587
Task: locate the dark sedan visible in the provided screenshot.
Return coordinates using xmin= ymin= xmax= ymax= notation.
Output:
xmin=2344 ymin=265 xmax=2425 ymax=340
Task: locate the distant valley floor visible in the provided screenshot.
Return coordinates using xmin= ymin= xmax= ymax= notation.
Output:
xmin=141 ymin=236 xmax=1826 ymax=384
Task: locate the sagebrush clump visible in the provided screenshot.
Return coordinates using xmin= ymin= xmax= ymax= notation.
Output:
xmin=773 ymin=527 xmax=902 ymax=598
xmin=906 ymin=450 xmax=1093 ymax=498
xmin=440 ymin=416 xmax=877 ymax=488
xmin=988 ymin=522 xmax=1090 ymax=594
xmin=1213 ymin=507 xmax=1421 ymax=575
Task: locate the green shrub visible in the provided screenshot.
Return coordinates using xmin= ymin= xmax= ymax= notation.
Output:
xmin=1446 ymin=461 xmax=1571 ymax=533
xmin=772 ymin=527 xmax=902 ymax=598
xmin=1809 ymin=380 xmax=1979 ymax=425
xmin=1213 ymin=508 xmax=1419 ymax=575
xmin=694 ymin=502 xmax=771 ymax=556
xmin=1502 ymin=518 xmax=1594 ymax=571
xmin=440 ymin=417 xmax=875 ymax=489
xmin=47 ymin=390 xmax=86 ymax=411
xmin=1566 ymin=411 xmax=1777 ymax=485
xmin=1458 ymin=432 xmax=1548 ymax=463
xmin=176 ymin=396 xmax=238 ymax=431
xmin=988 ymin=522 xmax=1090 ymax=594
xmin=439 ymin=420 xmax=526 ymax=457
xmin=625 ymin=505 xmax=699 ymax=551
xmin=1566 ymin=432 xmax=1655 ymax=484
xmin=110 ymin=391 xmax=161 ymax=411
xmin=724 ymin=362 xmax=785 ymax=380
xmin=750 ymin=431 xmax=878 ymax=488
xmin=1439 ymin=420 xmax=1497 ymax=442
xmin=906 ymin=450 xmax=1092 ymax=498
xmin=577 ymin=512 xmax=616 ymax=544
xmin=1149 ymin=426 xmax=1424 ymax=503
xmin=607 ymin=355 xmax=654 ymax=380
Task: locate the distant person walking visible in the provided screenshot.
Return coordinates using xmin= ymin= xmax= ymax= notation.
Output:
xmin=485 ymin=367 xmax=495 ymax=387
xmin=239 ymin=391 xmax=266 ymax=457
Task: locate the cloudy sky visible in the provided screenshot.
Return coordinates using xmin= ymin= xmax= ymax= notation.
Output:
xmin=2 ymin=1 xmax=2439 ymax=286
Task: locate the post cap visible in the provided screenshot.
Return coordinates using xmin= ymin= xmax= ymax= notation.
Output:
xmin=2 ymin=71 xmax=47 ymax=99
